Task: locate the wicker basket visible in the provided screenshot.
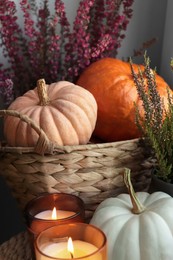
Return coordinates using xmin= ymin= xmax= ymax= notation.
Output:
xmin=0 ymin=110 xmax=152 ymax=219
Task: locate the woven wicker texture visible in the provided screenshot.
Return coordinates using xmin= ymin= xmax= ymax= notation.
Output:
xmin=0 ymin=232 xmax=33 ymax=260
xmin=0 ymin=110 xmax=153 ymax=219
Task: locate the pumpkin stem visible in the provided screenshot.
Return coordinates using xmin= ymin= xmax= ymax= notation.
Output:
xmin=37 ymin=79 xmax=50 ymax=106
xmin=123 ymin=168 xmax=145 ymax=214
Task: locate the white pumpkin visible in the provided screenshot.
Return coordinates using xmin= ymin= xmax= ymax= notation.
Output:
xmin=90 ymin=169 xmax=173 ymax=260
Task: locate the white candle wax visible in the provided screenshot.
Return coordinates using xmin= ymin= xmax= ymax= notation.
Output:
xmin=40 ymin=240 xmax=101 ymax=259
xmin=35 ymin=210 xmax=75 ymax=220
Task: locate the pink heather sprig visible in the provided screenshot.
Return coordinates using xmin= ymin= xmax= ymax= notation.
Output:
xmin=88 ymin=0 xmax=106 ymax=47
xmin=0 ymin=0 xmax=26 ymax=95
xmin=35 ymin=1 xmax=51 ymax=78
xmin=88 ymin=0 xmax=122 ymax=57
xmin=50 ymin=0 xmax=70 ymax=80
xmin=0 ymin=0 xmax=134 ymax=105
xmin=103 ymin=0 xmax=134 ymax=57
xmin=91 ymin=34 xmax=113 ymax=59
xmin=64 ymin=0 xmax=95 ymax=81
xmin=0 ymin=65 xmax=14 ymax=106
xmin=2 ymin=79 xmax=14 ymax=105
xmin=19 ymin=0 xmax=50 ymax=81
xmin=65 ymin=0 xmax=134 ymax=81
xmin=20 ymin=0 xmax=36 ymax=38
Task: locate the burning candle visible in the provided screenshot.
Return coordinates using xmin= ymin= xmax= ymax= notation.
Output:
xmin=24 ymin=193 xmax=85 ymax=238
xmin=35 ymin=207 xmax=75 ymax=220
xmin=40 ymin=237 xmax=99 ymax=258
xmin=35 ymin=223 xmax=107 ymax=260
xmin=68 ymin=237 xmax=74 ymax=258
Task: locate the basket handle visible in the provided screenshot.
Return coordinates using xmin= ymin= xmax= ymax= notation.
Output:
xmin=0 ymin=109 xmax=54 ymax=155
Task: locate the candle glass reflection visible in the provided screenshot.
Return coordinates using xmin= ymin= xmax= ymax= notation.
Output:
xmin=25 ymin=193 xmax=85 ymax=238
xmin=35 ymin=223 xmax=107 ymax=260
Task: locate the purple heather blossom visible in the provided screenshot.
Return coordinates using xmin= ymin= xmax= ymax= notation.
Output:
xmin=0 ymin=63 xmax=14 ymax=106
xmin=0 ymin=0 xmax=134 ymax=105
xmin=64 ymin=0 xmax=95 ymax=80
xmin=91 ymin=34 xmax=113 ymax=58
xmin=20 ymin=0 xmax=36 ymax=38
xmin=19 ymin=0 xmax=41 ymax=80
xmin=50 ymin=0 xmax=70 ymax=79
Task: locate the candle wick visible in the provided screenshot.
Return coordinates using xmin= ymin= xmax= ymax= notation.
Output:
xmin=70 ymin=252 xmax=74 ymax=259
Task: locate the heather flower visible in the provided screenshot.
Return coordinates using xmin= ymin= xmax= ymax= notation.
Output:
xmin=91 ymin=34 xmax=113 ymax=58
xmin=64 ymin=0 xmax=95 ymax=81
xmin=0 ymin=68 xmax=14 ymax=106
xmin=52 ymin=0 xmax=70 ymax=79
xmin=0 ymin=0 xmax=134 ymax=105
xmin=0 ymin=1 xmax=26 ymax=95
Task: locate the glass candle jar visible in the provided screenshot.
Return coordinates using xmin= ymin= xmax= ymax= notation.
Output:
xmin=25 ymin=193 xmax=85 ymax=238
xmin=34 ymin=223 xmax=107 ymax=260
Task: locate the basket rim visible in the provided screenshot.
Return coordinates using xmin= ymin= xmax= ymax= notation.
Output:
xmin=0 ymin=109 xmax=142 ymax=155
xmin=0 ymin=138 xmax=141 ymax=155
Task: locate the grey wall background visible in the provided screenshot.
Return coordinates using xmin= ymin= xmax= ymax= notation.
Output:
xmin=160 ymin=0 xmax=173 ymax=87
xmin=117 ymin=0 xmax=168 ymax=76
xmin=0 ymin=0 xmax=172 ymax=244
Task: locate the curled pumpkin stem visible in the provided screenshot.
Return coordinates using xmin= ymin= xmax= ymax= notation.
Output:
xmin=37 ymin=78 xmax=50 ymax=106
xmin=123 ymin=168 xmax=145 ymax=214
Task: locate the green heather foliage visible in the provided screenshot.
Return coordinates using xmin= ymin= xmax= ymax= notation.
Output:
xmin=130 ymin=54 xmax=173 ymax=182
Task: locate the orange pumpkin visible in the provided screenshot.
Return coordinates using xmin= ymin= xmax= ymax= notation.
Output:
xmin=4 ymin=79 xmax=97 ymax=146
xmin=77 ymin=57 xmax=171 ymax=142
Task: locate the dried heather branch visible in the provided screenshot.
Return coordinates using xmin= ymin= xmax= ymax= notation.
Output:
xmin=132 ymin=38 xmax=157 ymax=58
xmin=131 ymin=54 xmax=173 ymax=181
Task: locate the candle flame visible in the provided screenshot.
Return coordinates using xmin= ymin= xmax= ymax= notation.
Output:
xmin=51 ymin=207 xmax=57 ymax=220
xmin=67 ymin=237 xmax=74 ymax=258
